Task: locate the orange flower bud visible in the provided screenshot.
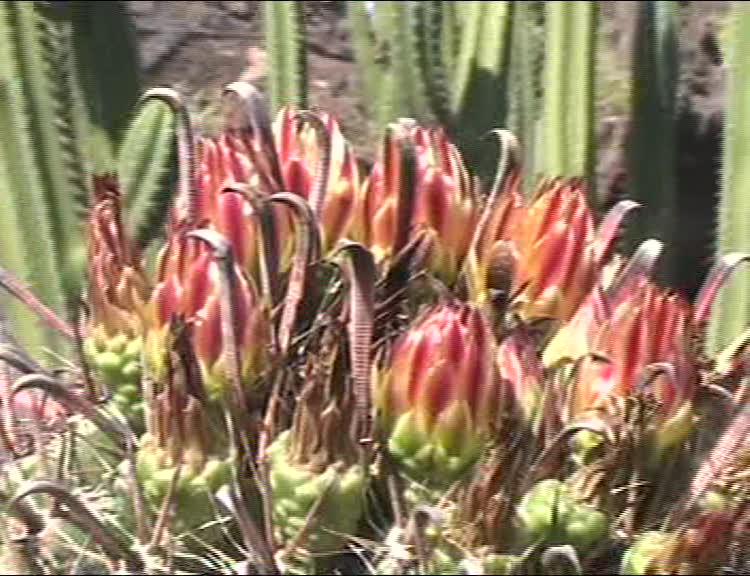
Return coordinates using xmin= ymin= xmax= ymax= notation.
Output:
xmin=274 ymin=107 xmax=361 ymax=253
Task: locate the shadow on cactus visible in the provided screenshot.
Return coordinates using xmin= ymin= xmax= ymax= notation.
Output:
xmin=0 ymin=78 xmax=749 ymax=576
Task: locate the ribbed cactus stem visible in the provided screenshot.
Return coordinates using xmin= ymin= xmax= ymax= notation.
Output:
xmin=0 ymin=3 xmax=70 ymax=354
xmin=68 ymin=1 xmax=140 ymax=161
xmin=263 ymin=1 xmax=307 ymax=113
xmin=625 ymin=0 xmax=680 ymax=284
xmin=3 ymin=2 xmax=88 ymax=304
xmin=540 ymin=1 xmax=598 ymax=197
xmin=378 ymin=1 xmax=428 ymax=123
xmin=37 ymin=4 xmax=91 ymax=219
xmin=347 ymin=0 xmax=383 ymax=123
xmin=450 ymin=1 xmax=482 ymax=117
xmin=450 ymin=1 xmax=511 ymax=177
xmin=117 ymin=91 xmax=179 ymax=248
xmin=707 ymin=2 xmax=750 ymax=354
xmin=414 ymin=1 xmax=453 ymax=127
xmin=508 ymin=1 xmax=543 ymax=196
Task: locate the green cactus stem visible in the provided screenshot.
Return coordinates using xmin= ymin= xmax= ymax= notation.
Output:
xmin=449 ymin=1 xmax=512 ymax=179
xmin=263 ymin=1 xmax=307 ymax=113
xmin=707 ymin=2 xmax=750 ymax=354
xmin=117 ymin=89 xmax=181 ymax=248
xmin=625 ymin=1 xmax=680 ymax=284
xmin=1 ymin=1 xmax=89 ymax=305
xmin=516 ymin=479 xmax=609 ymax=554
xmin=0 ymin=5 xmax=70 ymax=354
xmin=347 ymin=0 xmax=384 ymax=125
xmin=540 ymin=1 xmax=598 ymax=198
xmin=67 ymin=2 xmax=140 ymax=161
xmin=414 ymin=1 xmax=453 ymax=127
xmin=508 ymin=1 xmax=544 ymax=196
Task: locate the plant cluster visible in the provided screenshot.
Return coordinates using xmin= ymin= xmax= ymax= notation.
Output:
xmin=0 ymin=80 xmax=748 ymax=575
xmin=0 ymin=2 xmax=749 ymax=575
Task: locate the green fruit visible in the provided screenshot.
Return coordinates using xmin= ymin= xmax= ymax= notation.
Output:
xmin=572 ymin=429 xmax=604 ymax=466
xmin=701 ymin=489 xmax=729 ymax=512
xmin=565 ymin=507 xmax=608 ymax=552
xmin=483 ymin=554 xmax=521 ymax=574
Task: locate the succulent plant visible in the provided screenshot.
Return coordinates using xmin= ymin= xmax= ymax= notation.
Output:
xmin=1 ymin=2 xmax=750 ymax=574
xmin=144 ymin=226 xmax=270 ymax=406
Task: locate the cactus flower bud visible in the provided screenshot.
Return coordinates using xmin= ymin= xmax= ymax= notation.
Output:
xmin=376 ymin=301 xmax=500 ymax=484
xmin=84 ymin=175 xmax=150 ymax=424
xmin=512 ymin=178 xmax=604 ymax=322
xmin=353 ymin=124 xmax=479 ymax=285
xmin=195 ymin=121 xmax=282 ymax=223
xmin=196 ymin=125 xmax=294 ymax=282
xmin=469 ymin=171 xmax=634 ymax=321
xmin=274 ymin=107 xmax=361 ymax=253
xmin=497 ymin=327 xmax=546 ymax=428
xmin=621 ymin=511 xmax=735 ymax=575
xmin=572 ymin=281 xmax=695 ymax=418
xmin=145 ymin=229 xmax=270 ymax=403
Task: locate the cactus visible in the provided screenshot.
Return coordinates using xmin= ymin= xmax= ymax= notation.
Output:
xmin=539 ymin=1 xmax=598 ymax=200
xmin=0 ymin=7 xmax=69 ymax=353
xmin=624 ymin=1 xmax=680 ymax=283
xmin=347 ymin=0 xmax=384 ymax=126
xmin=1 ymin=6 xmax=750 ymax=572
xmin=450 ymin=2 xmax=511 ymax=138
xmin=516 ymin=479 xmax=609 ymax=554
xmin=707 ymin=2 xmax=750 ymax=354
xmin=117 ymin=90 xmax=181 ymax=248
xmin=263 ymin=1 xmax=308 ymax=113
xmin=1 ymin=1 xmax=89 ymax=305
xmin=507 ymin=1 xmax=544 ymax=195
xmin=414 ymin=1 xmax=453 ymax=127
xmin=0 ymin=1 xmax=140 ymax=353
